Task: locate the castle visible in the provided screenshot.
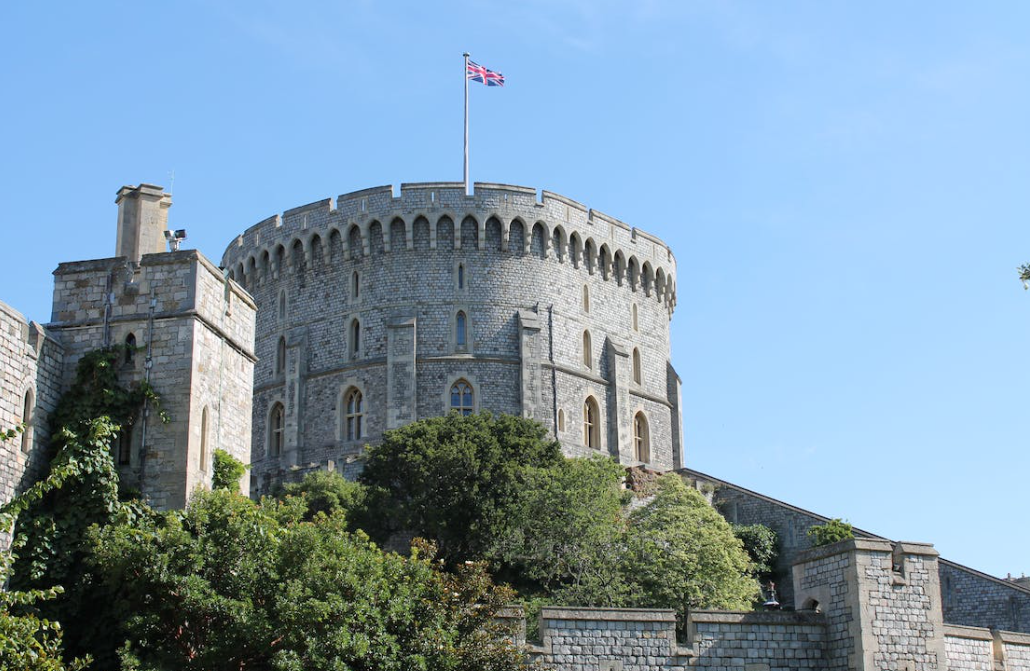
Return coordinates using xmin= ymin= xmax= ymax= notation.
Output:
xmin=2 ymin=182 xmax=1029 ymax=670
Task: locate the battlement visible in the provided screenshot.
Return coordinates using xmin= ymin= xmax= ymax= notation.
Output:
xmin=222 ymin=182 xmax=678 ymax=313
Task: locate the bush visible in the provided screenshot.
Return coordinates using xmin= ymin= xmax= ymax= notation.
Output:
xmin=211 ymin=449 xmax=247 ymax=492
xmin=807 ymin=518 xmax=854 ymax=547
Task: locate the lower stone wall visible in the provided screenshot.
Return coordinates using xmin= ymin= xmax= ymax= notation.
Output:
xmin=943 ymin=625 xmax=993 ymax=671
xmin=1002 ymin=630 xmax=1030 ymax=669
xmin=688 ymin=610 xmax=826 ymax=670
xmin=940 ymin=560 xmax=1030 ymax=633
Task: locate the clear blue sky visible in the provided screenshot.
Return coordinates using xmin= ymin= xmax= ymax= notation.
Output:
xmin=2 ymin=1 xmax=1027 ymax=578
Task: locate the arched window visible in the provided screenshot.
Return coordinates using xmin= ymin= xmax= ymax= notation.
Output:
xmin=276 ymin=336 xmax=286 ymax=375
xmin=278 ymin=290 xmax=287 ymax=322
xmin=450 ymin=379 xmax=474 ymax=415
xmin=200 ymin=407 xmax=210 ymax=472
xmin=634 ymin=412 xmax=650 ymax=463
xmin=632 ymin=304 xmax=638 ymax=331
xmin=20 ymin=390 xmax=33 ymax=454
xmin=117 ymin=427 xmax=132 ymax=465
xmin=349 ymin=319 xmax=361 ymax=358
xmin=582 ymin=285 xmax=590 ymax=312
xmin=343 ymin=388 xmax=363 ymax=441
xmin=125 ymin=333 xmax=137 ymax=365
xmin=633 ymin=348 xmax=642 ymax=385
xmin=582 ymin=331 xmax=592 ymax=369
xmin=583 ymin=397 xmax=600 ymax=449
xmin=351 ymin=271 xmax=360 ymax=301
xmin=269 ymin=403 xmax=284 ymax=456
xmin=557 ymin=409 xmax=565 ymax=433
xmin=456 ymin=311 xmax=467 ymax=349
xmin=457 ymin=263 xmax=465 ymax=289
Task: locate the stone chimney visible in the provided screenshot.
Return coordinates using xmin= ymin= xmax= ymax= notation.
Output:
xmin=115 ymin=184 xmax=172 ymax=264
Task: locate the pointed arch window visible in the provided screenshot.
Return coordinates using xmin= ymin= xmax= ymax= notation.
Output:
xmin=456 ymin=311 xmax=468 ymax=349
xmin=269 ymin=402 xmax=285 ymax=457
xmin=200 ymin=406 xmax=210 ymax=473
xmin=458 ymin=263 xmax=465 ymax=289
xmin=632 ymin=304 xmax=638 ymax=332
xmin=582 ymin=285 xmax=590 ymax=313
xmin=117 ymin=426 xmax=132 ymax=465
xmin=125 ymin=333 xmax=137 ymax=365
xmin=343 ymin=388 xmax=363 ymax=441
xmin=557 ymin=408 xmax=566 ymax=433
xmin=450 ymin=379 xmax=474 ymax=416
xmin=582 ymin=331 xmax=592 ymax=369
xmin=351 ymin=271 xmax=360 ymax=301
xmin=349 ymin=319 xmax=361 ymax=359
xmin=633 ymin=348 xmax=642 ymax=385
xmin=278 ymin=290 xmax=287 ymax=322
xmin=634 ymin=412 xmax=650 ymax=463
xmin=20 ymin=390 xmax=33 ymax=454
xmin=276 ymin=336 xmax=286 ymax=375
xmin=583 ymin=396 xmax=600 ymax=449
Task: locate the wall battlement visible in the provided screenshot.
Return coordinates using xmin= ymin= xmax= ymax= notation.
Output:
xmin=222 ymin=182 xmax=678 ymax=314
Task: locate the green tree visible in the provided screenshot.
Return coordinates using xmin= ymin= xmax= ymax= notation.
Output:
xmin=807 ymin=518 xmax=854 ymax=547
xmin=279 ymin=469 xmax=364 ymax=521
xmin=732 ymin=524 xmax=779 ymax=582
xmin=357 ymin=412 xmax=562 ymax=563
xmin=1020 ymin=263 xmax=1030 ymax=289
xmin=89 ymin=489 xmax=530 ymax=671
xmin=489 ymin=456 xmax=630 ymax=605
xmin=625 ymin=475 xmax=759 ymax=618
xmin=211 ymin=448 xmax=248 ymax=492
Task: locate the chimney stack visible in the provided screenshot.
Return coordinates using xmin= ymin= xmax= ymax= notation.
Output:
xmin=115 ymin=184 xmax=172 ymax=264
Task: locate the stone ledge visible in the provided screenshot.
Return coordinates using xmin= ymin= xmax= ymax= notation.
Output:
xmin=999 ymin=629 xmax=1030 ymax=645
xmin=943 ymin=624 xmax=993 ymax=641
xmin=795 ymin=537 xmax=894 ymax=563
xmin=540 ymin=606 xmax=676 ymax=622
xmin=689 ymin=610 xmax=826 ymax=626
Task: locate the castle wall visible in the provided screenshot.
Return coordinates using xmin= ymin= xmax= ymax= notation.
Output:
xmin=0 ymin=300 xmax=63 ymax=540
xmin=687 ymin=610 xmax=826 ymax=670
xmin=223 ymin=183 xmax=681 ymax=494
xmin=940 ymin=560 xmax=1030 ymax=633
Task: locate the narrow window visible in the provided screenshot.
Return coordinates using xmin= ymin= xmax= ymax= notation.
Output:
xmin=634 ymin=412 xmax=650 ymax=463
xmin=458 ymin=263 xmax=465 ymax=289
xmin=632 ymin=304 xmax=638 ymax=331
xmin=344 ymin=388 xmax=363 ymax=441
xmin=582 ymin=331 xmax=592 ymax=369
xmin=276 ymin=336 xmax=286 ymax=375
xmin=582 ymin=285 xmax=590 ymax=312
xmin=633 ymin=348 xmax=642 ymax=385
xmin=278 ymin=290 xmax=287 ymax=322
xmin=557 ymin=409 xmax=565 ymax=433
xmin=350 ymin=319 xmax=361 ymax=358
xmin=583 ymin=397 xmax=600 ymax=449
xmin=200 ymin=407 xmax=210 ymax=473
xmin=269 ymin=403 xmax=285 ymax=456
xmin=125 ymin=333 xmax=137 ymax=364
xmin=450 ymin=379 xmax=474 ymax=416
xmin=20 ymin=390 xmax=33 ymax=454
xmin=456 ymin=311 xmax=467 ymax=348
xmin=352 ymin=271 xmax=360 ymax=301
xmin=117 ymin=426 xmax=132 ymax=465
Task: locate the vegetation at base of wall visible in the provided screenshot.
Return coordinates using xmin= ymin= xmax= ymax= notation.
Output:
xmin=0 ymin=426 xmax=91 ymax=671
xmin=732 ymin=524 xmax=779 ymax=582
xmin=807 ymin=518 xmax=854 ymax=547
xmin=88 ymin=489 xmax=531 ymax=671
xmin=211 ymin=449 xmax=248 ymax=492
xmin=10 ymin=347 xmax=165 ymax=669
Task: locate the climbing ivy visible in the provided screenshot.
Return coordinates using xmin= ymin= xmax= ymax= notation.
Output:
xmin=10 ymin=346 xmax=164 ymax=667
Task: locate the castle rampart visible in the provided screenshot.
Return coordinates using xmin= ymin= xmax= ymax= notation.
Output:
xmin=221 ymin=182 xmax=683 ymax=494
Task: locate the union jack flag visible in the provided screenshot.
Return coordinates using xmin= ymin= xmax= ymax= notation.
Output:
xmin=467 ymin=60 xmax=505 ymax=86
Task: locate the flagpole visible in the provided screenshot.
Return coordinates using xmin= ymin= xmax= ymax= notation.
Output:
xmin=463 ymin=51 xmax=470 ymax=196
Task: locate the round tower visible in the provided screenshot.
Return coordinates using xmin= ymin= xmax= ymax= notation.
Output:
xmin=221 ymin=182 xmax=680 ymax=493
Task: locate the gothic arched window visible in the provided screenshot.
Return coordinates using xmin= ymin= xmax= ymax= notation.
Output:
xmin=450 ymin=379 xmax=474 ymax=416
xmin=344 ymin=388 xmax=363 ymax=441
xmin=582 ymin=285 xmax=590 ymax=313
xmin=350 ymin=319 xmax=361 ymax=359
xmin=456 ymin=311 xmax=467 ymax=349
xmin=634 ymin=412 xmax=650 ymax=463
xmin=20 ymin=390 xmax=33 ymax=454
xmin=125 ymin=333 xmax=137 ymax=364
xmin=276 ymin=336 xmax=286 ymax=375
xmin=458 ymin=263 xmax=465 ymax=289
xmin=582 ymin=331 xmax=592 ymax=369
xmin=583 ymin=396 xmax=600 ymax=449
xmin=269 ymin=403 xmax=285 ymax=457
xmin=633 ymin=348 xmax=642 ymax=385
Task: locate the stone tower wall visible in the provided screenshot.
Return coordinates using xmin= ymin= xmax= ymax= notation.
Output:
xmin=221 ymin=183 xmax=682 ymax=493
xmin=0 ymin=300 xmax=64 ymax=538
xmin=49 ymin=248 xmax=255 ymax=509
